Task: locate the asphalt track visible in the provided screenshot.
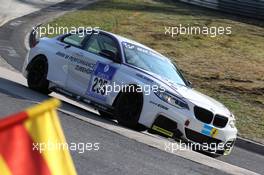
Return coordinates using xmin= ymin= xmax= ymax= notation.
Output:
xmin=0 ymin=89 xmax=231 ymax=175
xmin=0 ymin=0 xmax=64 ymax=26
xmin=0 ymin=0 xmax=263 ymax=174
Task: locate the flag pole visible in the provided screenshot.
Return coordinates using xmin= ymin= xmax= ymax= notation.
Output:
xmin=26 ymin=98 xmax=61 ymax=118
xmin=0 ymin=98 xmax=61 ymax=131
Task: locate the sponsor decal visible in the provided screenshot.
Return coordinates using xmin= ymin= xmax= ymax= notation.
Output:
xmin=86 ymin=62 xmax=117 ymax=101
xmin=152 ymin=125 xmax=173 ymax=137
xmin=201 ymin=124 xmax=218 ymax=138
xmin=55 ymin=51 xmax=95 ymax=74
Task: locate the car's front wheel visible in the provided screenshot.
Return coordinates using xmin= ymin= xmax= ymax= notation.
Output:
xmin=27 ymin=56 xmax=51 ymax=94
xmin=114 ymin=89 xmax=146 ymax=131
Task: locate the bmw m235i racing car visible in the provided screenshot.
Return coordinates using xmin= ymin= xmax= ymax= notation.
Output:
xmin=22 ymin=29 xmax=237 ymax=156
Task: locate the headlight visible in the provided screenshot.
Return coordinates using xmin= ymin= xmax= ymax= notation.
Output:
xmin=229 ymin=113 xmax=236 ymax=128
xmin=229 ymin=120 xmax=236 ymax=128
xmin=230 ymin=113 xmax=235 ymax=119
xmin=154 ymin=90 xmax=189 ymax=110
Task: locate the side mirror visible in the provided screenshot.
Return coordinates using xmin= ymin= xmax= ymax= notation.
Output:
xmin=99 ymin=49 xmax=116 ymax=61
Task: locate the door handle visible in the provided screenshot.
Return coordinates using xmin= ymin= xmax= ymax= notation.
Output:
xmin=64 ymin=44 xmax=71 ymax=49
xmin=75 ymin=52 xmax=84 ymax=57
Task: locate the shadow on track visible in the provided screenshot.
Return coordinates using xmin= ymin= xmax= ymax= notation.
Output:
xmin=0 ymin=76 xmax=118 ymax=127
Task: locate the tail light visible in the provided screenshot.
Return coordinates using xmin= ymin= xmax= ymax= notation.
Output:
xmin=29 ymin=32 xmax=39 ymax=48
xmin=29 ymin=24 xmax=42 ymax=48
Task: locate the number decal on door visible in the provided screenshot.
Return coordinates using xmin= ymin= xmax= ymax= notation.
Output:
xmin=87 ymin=62 xmax=117 ymax=101
xmin=91 ymin=77 xmax=108 ymax=95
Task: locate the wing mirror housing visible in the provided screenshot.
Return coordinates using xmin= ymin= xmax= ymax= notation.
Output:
xmin=187 ymin=81 xmax=193 ymax=88
xmin=99 ymin=49 xmax=118 ymax=62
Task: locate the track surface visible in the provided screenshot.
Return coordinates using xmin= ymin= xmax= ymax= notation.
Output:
xmin=0 ymin=90 xmax=231 ymax=175
xmin=0 ymin=0 xmax=63 ymax=26
xmin=0 ymin=0 xmax=263 ymax=174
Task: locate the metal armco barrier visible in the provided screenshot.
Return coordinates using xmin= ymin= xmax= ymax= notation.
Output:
xmin=178 ymin=0 xmax=264 ymax=19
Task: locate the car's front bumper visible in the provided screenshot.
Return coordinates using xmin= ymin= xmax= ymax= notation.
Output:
xmin=139 ymin=92 xmax=237 ymax=155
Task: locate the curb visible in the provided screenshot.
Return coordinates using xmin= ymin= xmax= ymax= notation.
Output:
xmin=235 ymin=137 xmax=264 ymax=156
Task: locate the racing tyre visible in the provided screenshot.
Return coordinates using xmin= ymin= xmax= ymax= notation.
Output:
xmin=115 ymin=90 xmax=146 ymax=131
xmin=27 ymin=56 xmax=51 ymax=94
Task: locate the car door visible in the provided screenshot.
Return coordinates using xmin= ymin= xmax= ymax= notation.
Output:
xmin=66 ymin=32 xmax=120 ymax=103
xmin=52 ymin=32 xmax=87 ymax=89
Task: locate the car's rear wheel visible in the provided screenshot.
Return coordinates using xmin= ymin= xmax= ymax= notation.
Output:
xmin=114 ymin=89 xmax=146 ymax=131
xmin=27 ymin=56 xmax=51 ymax=94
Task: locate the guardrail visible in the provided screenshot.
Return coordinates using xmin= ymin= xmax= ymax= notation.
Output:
xmin=178 ymin=0 xmax=264 ymax=20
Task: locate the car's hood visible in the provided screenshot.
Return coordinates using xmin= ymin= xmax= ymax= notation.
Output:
xmin=170 ymin=84 xmax=232 ymax=118
xmin=127 ymin=65 xmax=233 ymax=119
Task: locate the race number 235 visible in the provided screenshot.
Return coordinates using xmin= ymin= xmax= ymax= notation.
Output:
xmin=91 ymin=77 xmax=108 ymax=95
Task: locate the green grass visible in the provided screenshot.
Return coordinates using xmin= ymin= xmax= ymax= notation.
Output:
xmin=45 ymin=0 xmax=264 ymax=143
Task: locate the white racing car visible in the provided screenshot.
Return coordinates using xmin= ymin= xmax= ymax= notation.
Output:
xmin=23 ymin=29 xmax=237 ymax=156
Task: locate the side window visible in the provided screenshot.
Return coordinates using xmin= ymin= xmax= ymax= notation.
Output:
xmin=101 ymin=36 xmax=118 ymax=54
xmin=84 ymin=34 xmax=119 ymax=59
xmin=85 ymin=36 xmax=101 ymax=54
xmin=63 ymin=33 xmax=86 ymax=47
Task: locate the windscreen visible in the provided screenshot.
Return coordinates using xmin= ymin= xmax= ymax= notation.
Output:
xmin=122 ymin=42 xmax=186 ymax=86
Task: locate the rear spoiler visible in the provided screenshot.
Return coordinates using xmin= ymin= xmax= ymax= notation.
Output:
xmin=29 ymin=23 xmax=42 ymax=48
